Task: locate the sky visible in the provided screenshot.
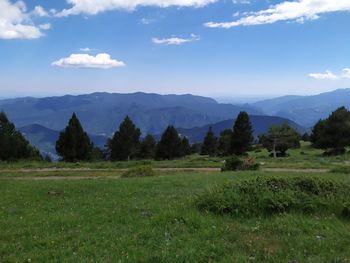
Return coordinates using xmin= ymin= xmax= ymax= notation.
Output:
xmin=1 ymin=0 xmax=350 ymax=98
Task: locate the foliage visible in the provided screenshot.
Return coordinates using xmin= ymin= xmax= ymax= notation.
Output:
xmin=156 ymin=126 xmax=184 ymax=160
xmin=196 ymin=176 xmax=350 ymax=218
xmin=121 ymin=165 xmax=155 ymax=178
xmin=139 ymin=134 xmax=156 ymax=159
xmin=218 ymin=129 xmax=232 ymax=156
xmin=221 ymin=156 xmax=259 ymax=171
xmin=55 ymin=113 xmax=93 ymax=162
xmin=181 ymin=137 xmax=192 ymax=156
xmin=311 ymin=107 xmax=350 ymax=155
xmin=0 ymin=112 xmax=42 ymax=161
xmin=108 ymin=116 xmax=141 ymax=161
xmin=230 ymin=112 xmax=254 ymax=155
xmin=201 ymin=127 xmax=218 ymax=156
xmin=259 ymin=123 xmax=301 ymax=158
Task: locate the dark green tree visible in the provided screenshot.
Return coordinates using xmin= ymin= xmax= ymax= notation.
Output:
xmin=109 ymin=116 xmax=141 ymax=161
xmin=259 ymin=123 xmax=300 ymax=158
xmin=139 ymin=134 xmax=156 ymax=159
xmin=181 ymin=136 xmax=192 ymax=156
xmin=56 ymin=113 xmax=93 ymax=162
xmin=155 ymin=126 xmax=183 ymax=160
xmin=0 ymin=111 xmax=41 ymax=161
xmin=301 ymin=132 xmax=310 ymax=142
xmin=201 ymin=127 xmax=218 ymax=156
xmin=230 ymin=112 xmax=254 ymax=155
xmin=310 ymin=107 xmax=350 ymax=155
xmin=218 ymin=129 xmax=232 ymax=156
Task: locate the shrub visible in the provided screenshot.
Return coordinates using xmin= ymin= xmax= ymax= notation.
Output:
xmin=221 ymin=156 xmax=259 ymax=171
xmin=195 ymin=176 xmax=350 ymax=218
xmin=122 ymin=166 xmax=155 ymax=178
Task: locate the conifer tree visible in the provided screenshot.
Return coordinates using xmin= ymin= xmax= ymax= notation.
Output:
xmin=181 ymin=136 xmax=192 ymax=156
xmin=310 ymin=107 xmax=350 ymax=155
xmin=218 ymin=129 xmax=232 ymax=156
xmin=201 ymin=127 xmax=218 ymax=156
xmin=155 ymin=126 xmax=183 ymax=160
xmin=230 ymin=112 xmax=254 ymax=155
xmin=55 ymin=113 xmax=93 ymax=162
xmin=109 ymin=116 xmax=141 ymax=161
xmin=0 ymin=111 xmax=41 ymax=160
xmin=139 ymin=134 xmax=156 ymax=159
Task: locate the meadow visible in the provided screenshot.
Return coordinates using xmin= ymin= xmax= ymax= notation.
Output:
xmin=1 ymin=143 xmax=350 ymax=262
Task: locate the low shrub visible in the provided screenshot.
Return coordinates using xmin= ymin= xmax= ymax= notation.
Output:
xmin=122 ymin=166 xmax=155 ymax=178
xmin=195 ymin=176 xmax=350 ymax=218
xmin=221 ymin=156 xmax=259 ymax=172
xmin=342 ymin=203 xmax=350 ymax=219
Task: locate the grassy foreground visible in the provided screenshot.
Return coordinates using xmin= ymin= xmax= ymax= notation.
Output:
xmin=1 ymin=171 xmax=350 ymax=262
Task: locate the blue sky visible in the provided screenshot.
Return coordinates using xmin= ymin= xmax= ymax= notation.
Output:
xmin=1 ymin=0 xmax=350 ymax=98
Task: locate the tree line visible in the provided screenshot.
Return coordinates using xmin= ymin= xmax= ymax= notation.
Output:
xmin=1 ymin=106 xmax=350 ymax=162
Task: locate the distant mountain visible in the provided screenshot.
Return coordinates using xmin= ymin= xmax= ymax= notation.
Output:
xmin=19 ymin=124 xmax=107 ymax=159
xmin=178 ymin=115 xmax=306 ymax=143
xmin=0 ymin=92 xmax=262 ymax=136
xmin=253 ymin=89 xmax=350 ymax=127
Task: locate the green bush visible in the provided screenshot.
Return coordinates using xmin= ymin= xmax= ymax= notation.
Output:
xmin=221 ymin=156 xmax=259 ymax=171
xmin=342 ymin=203 xmax=350 ymax=219
xmin=122 ymin=166 xmax=155 ymax=178
xmin=195 ymin=176 xmax=350 ymax=218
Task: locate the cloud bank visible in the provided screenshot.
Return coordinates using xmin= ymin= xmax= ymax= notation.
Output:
xmin=58 ymin=0 xmax=217 ymax=16
xmin=52 ymin=53 xmax=126 ymax=69
xmin=205 ymin=0 xmax=350 ymax=28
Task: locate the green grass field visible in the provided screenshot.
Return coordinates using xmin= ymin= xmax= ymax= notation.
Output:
xmin=1 ymin=143 xmax=350 ymax=262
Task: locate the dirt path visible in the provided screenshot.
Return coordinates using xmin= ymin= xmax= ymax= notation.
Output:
xmin=0 ymin=167 xmax=330 ymax=181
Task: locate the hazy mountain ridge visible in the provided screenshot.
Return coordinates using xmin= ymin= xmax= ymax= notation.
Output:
xmin=253 ymin=89 xmax=350 ymax=127
xmin=0 ymin=92 xmax=262 ymax=136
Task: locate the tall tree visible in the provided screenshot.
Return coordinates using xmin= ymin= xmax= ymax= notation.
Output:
xmin=0 ymin=111 xmax=41 ymax=161
xmin=311 ymin=107 xmax=350 ymax=155
xmin=218 ymin=129 xmax=232 ymax=156
xmin=201 ymin=127 xmax=218 ymax=156
xmin=230 ymin=112 xmax=254 ymax=155
xmin=56 ymin=113 xmax=93 ymax=162
xmin=181 ymin=136 xmax=192 ymax=156
xmin=155 ymin=126 xmax=183 ymax=160
xmin=109 ymin=116 xmax=141 ymax=161
xmin=139 ymin=134 xmax=156 ymax=159
xmin=259 ymin=123 xmax=300 ymax=158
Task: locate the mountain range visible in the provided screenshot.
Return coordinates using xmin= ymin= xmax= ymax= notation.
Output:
xmin=252 ymin=88 xmax=350 ymax=127
xmin=1 ymin=88 xmax=349 ymax=157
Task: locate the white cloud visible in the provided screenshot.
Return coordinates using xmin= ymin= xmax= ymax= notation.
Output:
xmin=33 ymin=5 xmax=49 ymax=17
xmin=52 ymin=53 xmax=126 ymax=69
xmin=0 ymin=0 xmax=49 ymax=39
xmin=341 ymin=68 xmax=350 ymax=79
xmin=57 ymin=0 xmax=217 ymax=16
xmin=309 ymin=70 xmax=337 ymax=80
xmin=205 ymin=0 xmax=350 ymax=28
xmin=39 ymin=23 xmax=51 ymax=30
xmin=140 ymin=18 xmax=154 ymax=25
xmin=309 ymin=68 xmax=350 ymax=80
xmin=152 ymin=34 xmax=200 ymax=45
xmin=80 ymin=47 xmax=91 ymax=52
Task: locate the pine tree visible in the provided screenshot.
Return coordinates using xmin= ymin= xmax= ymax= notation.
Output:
xmin=310 ymin=107 xmax=350 ymax=155
xmin=259 ymin=123 xmax=300 ymax=158
xmin=109 ymin=116 xmax=141 ymax=161
xmin=0 ymin=111 xmax=41 ymax=161
xmin=201 ymin=127 xmax=218 ymax=156
xmin=139 ymin=134 xmax=156 ymax=159
xmin=218 ymin=129 xmax=232 ymax=156
xmin=181 ymin=136 xmax=192 ymax=156
xmin=230 ymin=112 xmax=254 ymax=155
xmin=55 ymin=113 xmax=93 ymax=162
xmin=155 ymin=126 xmax=183 ymax=160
